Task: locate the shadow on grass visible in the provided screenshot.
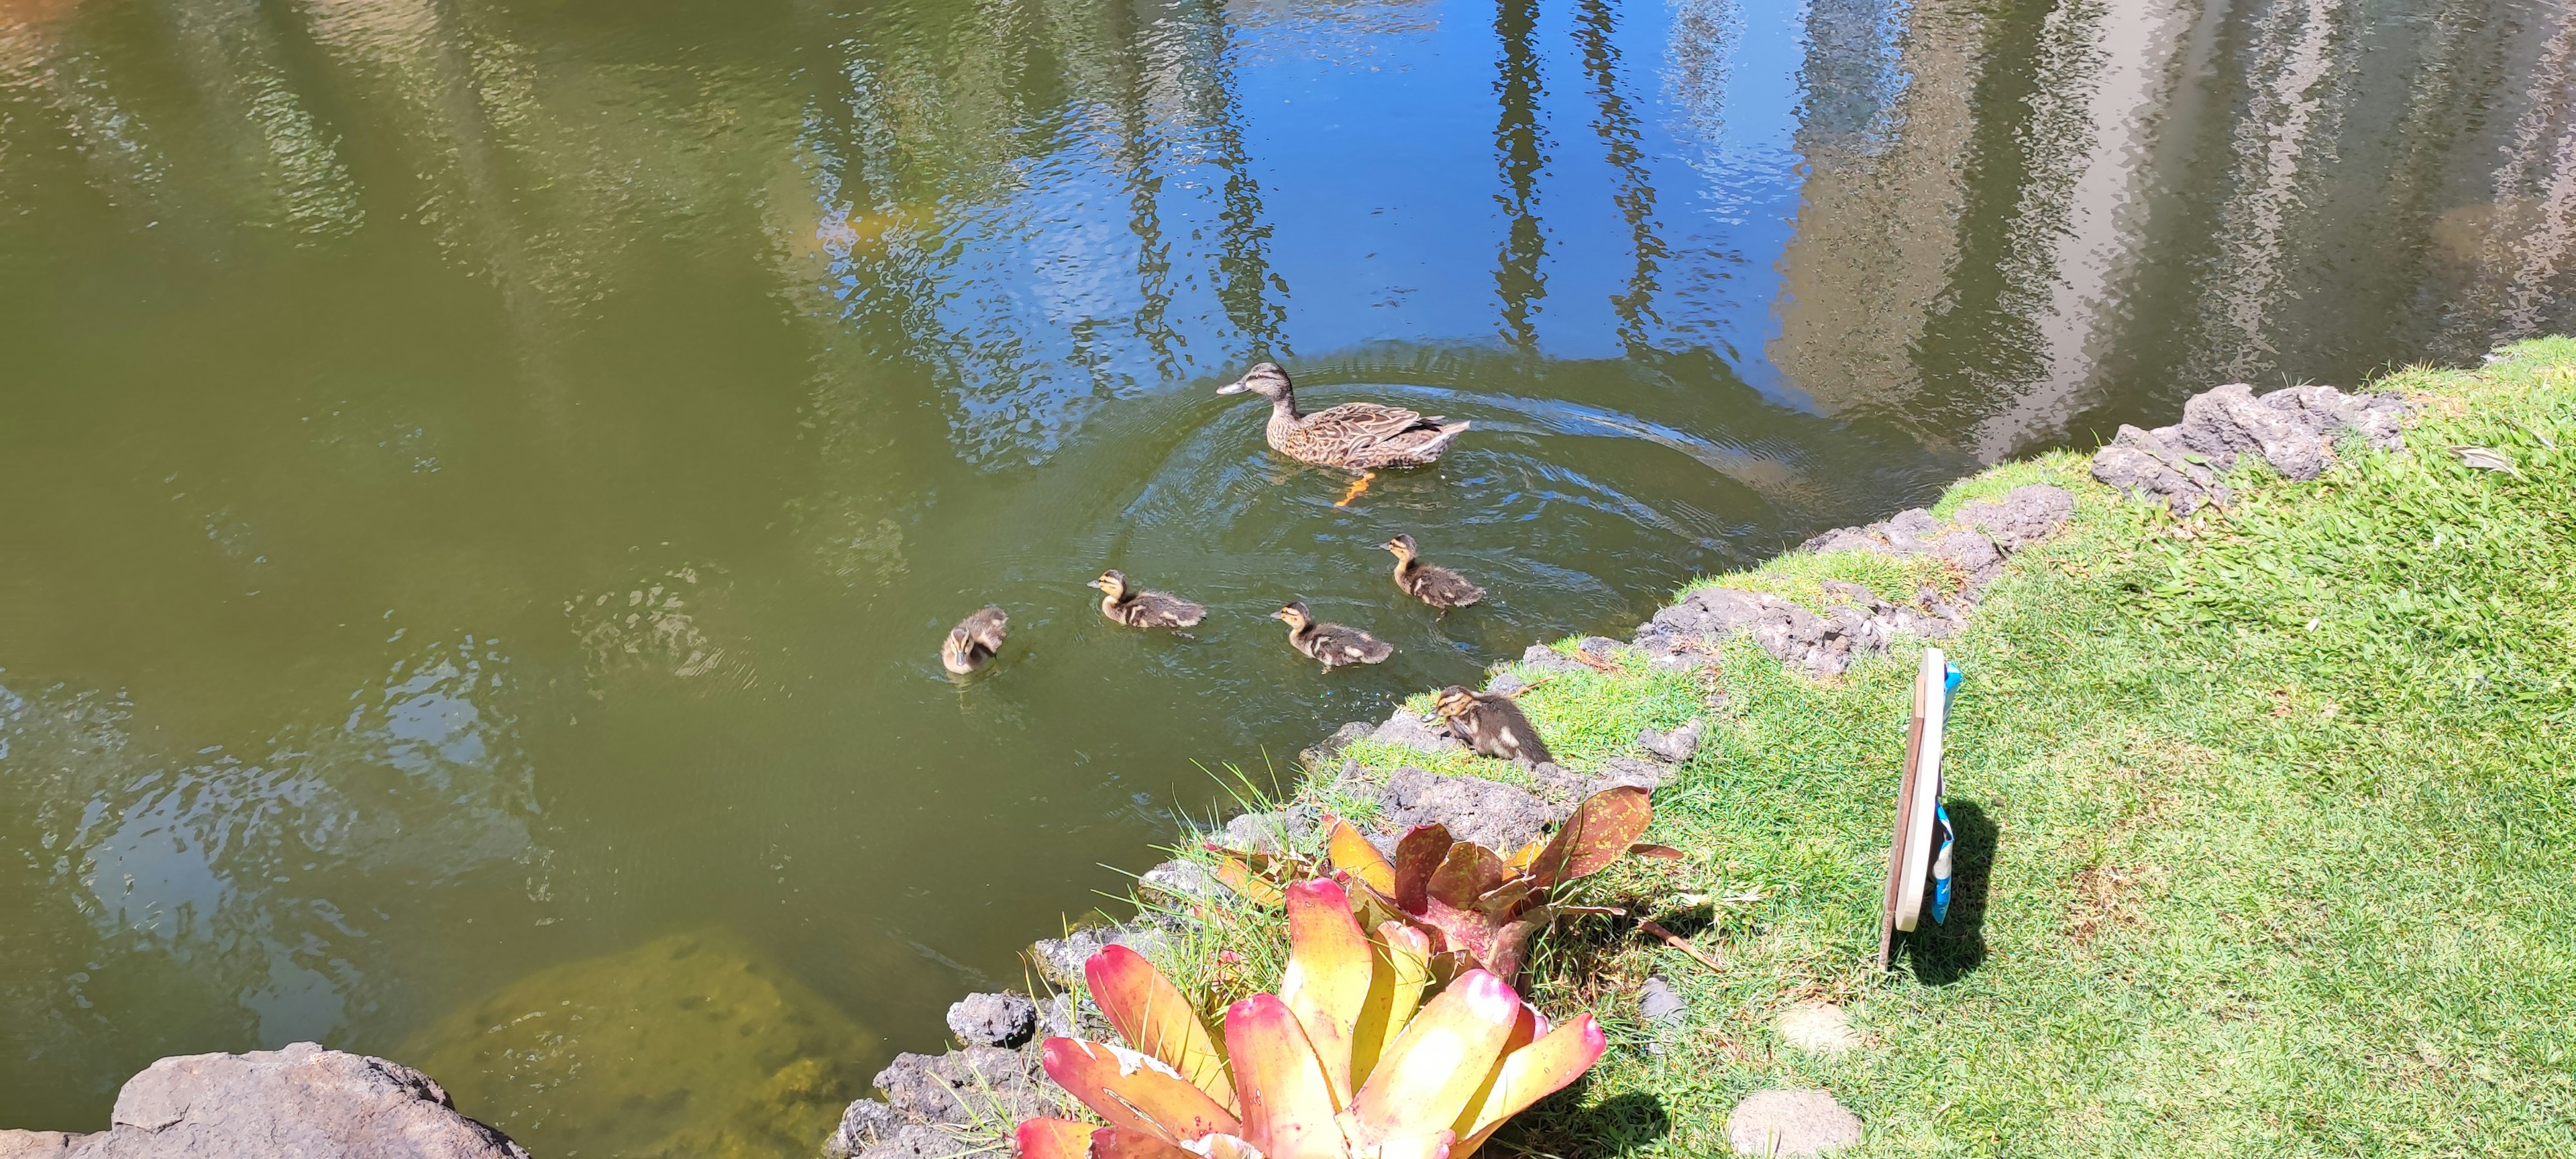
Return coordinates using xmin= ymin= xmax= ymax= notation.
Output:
xmin=1905 ymin=798 xmax=1995 ymax=985
xmin=1514 ymin=1081 xmax=1671 ymax=1159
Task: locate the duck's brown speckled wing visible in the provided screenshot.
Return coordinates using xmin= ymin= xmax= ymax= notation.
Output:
xmin=1133 ymin=592 xmax=1207 ymax=628
xmin=1277 ymin=402 xmax=1462 ymax=468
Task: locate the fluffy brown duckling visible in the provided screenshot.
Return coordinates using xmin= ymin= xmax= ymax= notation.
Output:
xmin=1432 ymin=685 xmax=1553 ymax=765
xmin=1271 ymin=602 xmax=1393 ymax=668
xmin=941 ymin=606 xmax=1008 ymax=675
xmin=1381 ymin=533 xmax=1485 ymax=614
xmin=1087 ymin=569 xmax=1207 ymax=629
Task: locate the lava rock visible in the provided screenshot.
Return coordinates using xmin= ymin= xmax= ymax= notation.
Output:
xmin=872 ymin=1046 xmax=1060 ymax=1127
xmin=17 ymin=1043 xmax=527 ymax=1159
xmin=1576 ymin=636 xmax=1633 ymax=663
xmin=1372 ymin=765 xmax=1566 ymax=851
xmin=1638 ymin=720 xmax=1705 ymax=764
xmin=854 ymin=1123 xmax=965 ymax=1159
xmin=1300 ymin=720 xmax=1374 ymax=767
xmin=1030 ymin=923 xmax=1169 ymax=985
xmin=2092 ymin=425 xmax=2228 ymax=516
xmin=1136 ymin=859 xmax=1221 ymax=904
xmin=1369 ymin=706 xmax=1466 ymax=755
xmin=1486 ymin=671 xmax=1528 ymax=696
xmin=1589 ymin=756 xmax=1670 ymax=795
xmin=1517 ymin=644 xmax=1590 ymax=674
xmin=1635 ymin=587 xmax=1856 ymax=676
xmin=1034 ymin=993 xmax=1106 ymax=1040
xmin=945 ymin=992 xmax=1038 ymax=1048
xmin=1638 ymin=976 xmax=1686 ymax=1022
xmin=1216 ymin=805 xmax=1320 ymax=854
xmin=1726 ymin=1089 xmax=1863 ymax=1156
xmin=2260 ymin=384 xmax=2406 ymax=450
xmin=823 ymin=1099 xmax=898 ymax=1158
xmin=1955 ymin=484 xmax=2074 ymax=551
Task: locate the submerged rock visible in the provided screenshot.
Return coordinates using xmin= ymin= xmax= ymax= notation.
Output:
xmin=400 ymin=928 xmax=877 ymax=1159
xmin=0 ymin=1042 xmax=527 ymax=1159
xmin=945 ymin=993 xmax=1038 ymax=1048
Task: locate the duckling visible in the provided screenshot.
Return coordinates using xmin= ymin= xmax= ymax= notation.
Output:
xmin=1087 ymin=569 xmax=1207 ymax=629
xmin=1218 ymin=364 xmax=1470 ymax=504
xmin=1271 ymin=602 xmax=1393 ymax=668
xmin=1432 ymin=685 xmax=1553 ymax=766
xmin=940 ymin=606 xmax=1008 ymax=675
xmin=1381 ymin=533 xmax=1485 ymax=615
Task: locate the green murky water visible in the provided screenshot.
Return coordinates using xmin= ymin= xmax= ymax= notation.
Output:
xmin=5 ymin=0 xmax=2574 ymax=1151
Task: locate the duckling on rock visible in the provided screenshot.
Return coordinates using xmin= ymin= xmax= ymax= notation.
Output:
xmin=941 ymin=606 xmax=1008 ymax=675
xmin=1272 ymin=602 xmax=1393 ymax=668
xmin=1433 ymin=684 xmax=1552 ymax=765
xmin=1087 ymin=569 xmax=1206 ymax=629
xmin=1381 ymin=533 xmax=1485 ymax=614
xmin=1218 ymin=362 xmax=1468 ymax=478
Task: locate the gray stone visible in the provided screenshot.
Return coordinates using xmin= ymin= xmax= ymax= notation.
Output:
xmin=1136 ymin=859 xmax=1221 ymax=905
xmin=1639 ymin=720 xmax=1705 ymax=764
xmin=1030 ymin=924 xmax=1171 ymax=985
xmin=1034 ymin=993 xmax=1106 ymax=1041
xmin=1878 ymin=508 xmax=1942 ymax=553
xmin=1373 ymin=765 xmax=1565 ymax=851
xmin=26 ymin=1043 xmax=525 ymax=1159
xmin=1638 ymin=976 xmax=1686 ymax=1022
xmin=1576 ymin=636 xmax=1632 ymax=661
xmin=1300 ymin=720 xmax=1374 ymax=767
xmin=1487 ymin=671 xmax=1528 ymax=696
xmin=1369 ymin=706 xmax=1466 ymax=755
xmin=2169 ymin=382 xmax=2340 ymax=480
xmin=1798 ymin=525 xmax=1882 ymax=554
xmin=945 ymin=991 xmax=1038 ymax=1048
xmin=856 ymin=1123 xmax=973 ymax=1159
xmin=824 ymin=1099 xmax=898 ymax=1158
xmin=1217 ymin=804 xmax=1321 ymax=854
xmin=2092 ymin=425 xmax=2229 ymax=516
xmin=1726 ymin=1089 xmax=1862 ymax=1156
xmin=1955 ymin=484 xmax=2074 ymax=551
xmin=1518 ymin=644 xmax=1589 ymax=674
xmin=872 ymin=1046 xmax=1061 ymax=1127
xmin=1931 ymin=530 xmax=2004 ymax=586
xmin=1635 ymin=587 xmax=1856 ymax=676
xmin=1589 ymin=756 xmax=1669 ymax=795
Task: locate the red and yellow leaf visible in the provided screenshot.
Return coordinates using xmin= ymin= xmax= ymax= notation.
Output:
xmin=1389 ymin=826 xmax=1454 ymax=912
xmin=1351 ymin=921 xmax=1432 ymax=1087
xmin=1085 ymin=945 xmax=1237 ymax=1110
xmin=1326 ymin=818 xmax=1396 ymax=896
xmin=1040 ymin=1038 xmax=1240 ymax=1146
xmin=1452 ymin=1015 xmax=1607 ymax=1158
xmin=1223 ymin=994 xmax=1346 ymax=1159
xmin=1281 ymin=879 xmax=1374 ymax=1105
xmin=1347 ymin=969 xmax=1522 ymax=1143
xmin=1016 ymin=1117 xmax=1096 ymax=1159
xmin=1522 ymin=787 xmax=1652 ymax=889
xmin=1215 ymin=854 xmax=1287 ymax=907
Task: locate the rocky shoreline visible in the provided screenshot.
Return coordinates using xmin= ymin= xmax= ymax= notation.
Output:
xmin=819 ymin=374 xmax=2413 ymax=1159
xmin=0 ymin=376 xmax=2410 ymax=1159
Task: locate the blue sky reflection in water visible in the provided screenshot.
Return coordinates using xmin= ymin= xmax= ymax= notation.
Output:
xmin=4 ymin=0 xmax=2576 ymax=1150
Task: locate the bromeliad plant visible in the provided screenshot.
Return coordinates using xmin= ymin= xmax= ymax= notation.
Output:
xmin=1326 ymin=785 xmax=1674 ymax=981
xmin=1016 ymin=878 xmax=1604 ymax=1159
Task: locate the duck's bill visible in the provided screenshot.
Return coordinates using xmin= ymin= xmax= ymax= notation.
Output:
xmin=1084 ymin=580 xmax=1103 ymax=589
xmin=1216 ymin=381 xmax=1248 ymax=394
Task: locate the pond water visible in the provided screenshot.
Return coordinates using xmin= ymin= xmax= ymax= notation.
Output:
xmin=4 ymin=0 xmax=2573 ymax=1150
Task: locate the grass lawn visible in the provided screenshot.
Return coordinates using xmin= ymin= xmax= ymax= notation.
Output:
xmin=1120 ymin=339 xmax=2575 ymax=1157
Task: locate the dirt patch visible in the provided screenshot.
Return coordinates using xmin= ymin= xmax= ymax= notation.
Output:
xmin=2062 ymin=863 xmax=2167 ymax=947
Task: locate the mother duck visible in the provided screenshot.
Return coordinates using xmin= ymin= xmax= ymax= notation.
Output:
xmin=1218 ymin=363 xmax=1468 ymax=502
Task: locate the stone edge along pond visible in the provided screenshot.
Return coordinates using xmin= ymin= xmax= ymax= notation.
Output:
xmin=0 ymin=366 xmax=2438 ymax=1159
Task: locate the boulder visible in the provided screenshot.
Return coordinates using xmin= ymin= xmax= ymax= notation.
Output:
xmin=871 ymin=1046 xmax=1061 ymax=1127
xmin=1368 ymin=707 xmax=1466 ymax=756
xmin=1635 ymin=587 xmax=1856 ymax=676
xmin=1372 ymin=766 xmax=1565 ymax=851
xmin=1638 ymin=720 xmax=1705 ymax=764
xmin=1136 ymin=859 xmax=1221 ymax=904
xmin=1214 ymin=805 xmax=1320 ymax=854
xmin=2092 ymin=425 xmax=2227 ymax=516
xmin=823 ymin=1099 xmax=898 ymax=1159
xmin=945 ymin=992 xmax=1038 ymax=1048
xmin=1299 ymin=720 xmax=1374 ymax=767
xmin=853 ymin=1122 xmax=967 ymax=1159
xmin=1030 ymin=923 xmax=1170 ymax=985
xmin=1954 ymin=484 xmax=2074 ymax=551
xmin=1726 ymin=1089 xmax=1862 ymax=1156
xmin=21 ymin=1043 xmax=525 ymax=1159
xmin=1589 ymin=756 xmax=1670 ymax=795
xmin=1517 ymin=644 xmax=1590 ymax=675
